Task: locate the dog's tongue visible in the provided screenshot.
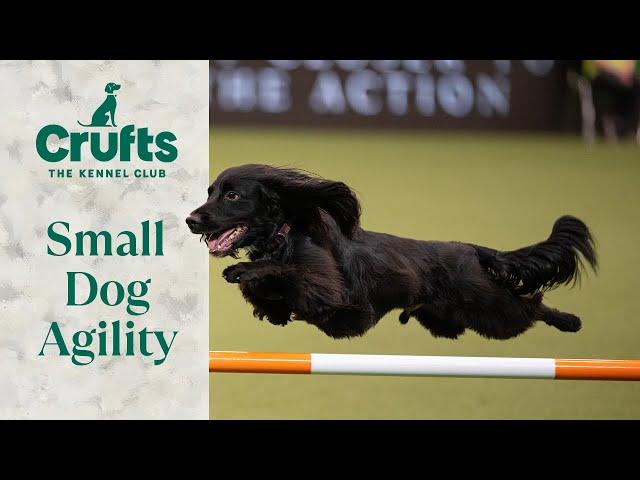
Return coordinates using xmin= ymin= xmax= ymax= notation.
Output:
xmin=207 ymin=227 xmax=237 ymax=255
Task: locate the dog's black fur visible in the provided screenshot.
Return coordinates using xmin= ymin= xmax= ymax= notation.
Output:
xmin=187 ymin=164 xmax=597 ymax=340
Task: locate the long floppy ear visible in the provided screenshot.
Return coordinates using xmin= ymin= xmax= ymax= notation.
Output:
xmin=256 ymin=183 xmax=282 ymax=218
xmin=253 ymin=166 xmax=361 ymax=237
xmin=104 ymin=83 xmax=113 ymax=93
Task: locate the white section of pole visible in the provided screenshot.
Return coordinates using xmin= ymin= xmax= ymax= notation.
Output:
xmin=310 ymin=354 xmax=556 ymax=379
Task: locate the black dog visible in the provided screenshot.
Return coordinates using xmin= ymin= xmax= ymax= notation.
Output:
xmin=186 ymin=164 xmax=597 ymax=340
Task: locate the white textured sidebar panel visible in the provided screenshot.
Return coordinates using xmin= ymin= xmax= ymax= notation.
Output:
xmin=311 ymin=354 xmax=556 ymax=378
xmin=0 ymin=61 xmax=209 ymax=419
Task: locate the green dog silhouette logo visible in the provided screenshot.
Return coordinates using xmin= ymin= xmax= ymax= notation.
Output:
xmin=77 ymin=82 xmax=121 ymax=127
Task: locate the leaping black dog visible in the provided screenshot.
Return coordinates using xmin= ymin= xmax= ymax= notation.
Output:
xmin=187 ymin=164 xmax=597 ymax=340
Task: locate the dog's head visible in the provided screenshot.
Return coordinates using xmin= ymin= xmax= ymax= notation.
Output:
xmin=186 ymin=164 xmax=361 ymax=257
xmin=105 ymin=82 xmax=121 ymax=94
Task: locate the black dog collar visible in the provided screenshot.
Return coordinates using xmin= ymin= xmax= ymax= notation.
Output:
xmin=275 ymin=222 xmax=291 ymax=242
xmin=268 ymin=222 xmax=291 ymax=251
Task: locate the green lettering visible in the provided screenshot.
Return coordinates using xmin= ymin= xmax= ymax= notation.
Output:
xmin=67 ymin=271 xmax=98 ymax=306
xmin=39 ymin=322 xmax=69 ymax=356
xmin=69 ymin=131 xmax=88 ymax=161
xmin=155 ymin=131 xmax=178 ymax=162
xmin=137 ymin=128 xmax=154 ymax=161
xmin=76 ymin=230 xmax=112 ymax=256
xmin=47 ymin=221 xmax=71 ymax=256
xmin=116 ymin=231 xmax=137 ymax=256
xmin=90 ymin=131 xmax=118 ymax=161
xmin=155 ymin=220 xmax=163 ymax=255
xmin=71 ymin=330 xmax=95 ymax=366
xmin=119 ymin=125 xmax=135 ymax=161
xmin=36 ymin=125 xmax=69 ymax=162
xmin=153 ymin=331 xmax=178 ymax=365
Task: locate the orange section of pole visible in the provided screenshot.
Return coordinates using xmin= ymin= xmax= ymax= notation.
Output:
xmin=209 ymin=351 xmax=312 ymax=374
xmin=555 ymin=359 xmax=640 ymax=381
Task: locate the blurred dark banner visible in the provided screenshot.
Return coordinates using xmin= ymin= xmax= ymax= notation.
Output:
xmin=210 ymin=60 xmax=567 ymax=131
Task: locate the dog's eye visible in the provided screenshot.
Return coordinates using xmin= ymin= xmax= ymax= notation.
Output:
xmin=224 ymin=191 xmax=240 ymax=201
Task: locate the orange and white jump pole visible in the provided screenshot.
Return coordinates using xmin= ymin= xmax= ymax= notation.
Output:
xmin=209 ymin=351 xmax=640 ymax=381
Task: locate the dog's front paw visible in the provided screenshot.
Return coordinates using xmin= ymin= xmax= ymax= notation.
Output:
xmin=222 ymin=264 xmax=248 ymax=283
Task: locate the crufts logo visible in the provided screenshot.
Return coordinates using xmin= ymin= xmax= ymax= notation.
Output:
xmin=36 ymin=82 xmax=178 ymax=163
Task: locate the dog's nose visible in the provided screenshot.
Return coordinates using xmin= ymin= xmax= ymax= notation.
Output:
xmin=186 ymin=214 xmax=202 ymax=229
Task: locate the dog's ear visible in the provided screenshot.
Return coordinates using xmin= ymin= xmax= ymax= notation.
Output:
xmin=256 ymin=167 xmax=361 ymax=237
xmin=104 ymin=83 xmax=112 ymax=93
xmin=256 ymin=183 xmax=281 ymax=218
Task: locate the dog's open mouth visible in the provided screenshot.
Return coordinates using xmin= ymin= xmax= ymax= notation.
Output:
xmin=201 ymin=225 xmax=248 ymax=256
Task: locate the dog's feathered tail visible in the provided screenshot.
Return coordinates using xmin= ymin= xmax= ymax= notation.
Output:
xmin=475 ymin=215 xmax=597 ymax=295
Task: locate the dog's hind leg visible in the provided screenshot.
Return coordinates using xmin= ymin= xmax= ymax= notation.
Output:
xmin=311 ymin=306 xmax=378 ymax=339
xmin=413 ymin=307 xmax=466 ymax=339
xmin=537 ymin=303 xmax=582 ymax=332
xmin=249 ymin=299 xmax=292 ymax=327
